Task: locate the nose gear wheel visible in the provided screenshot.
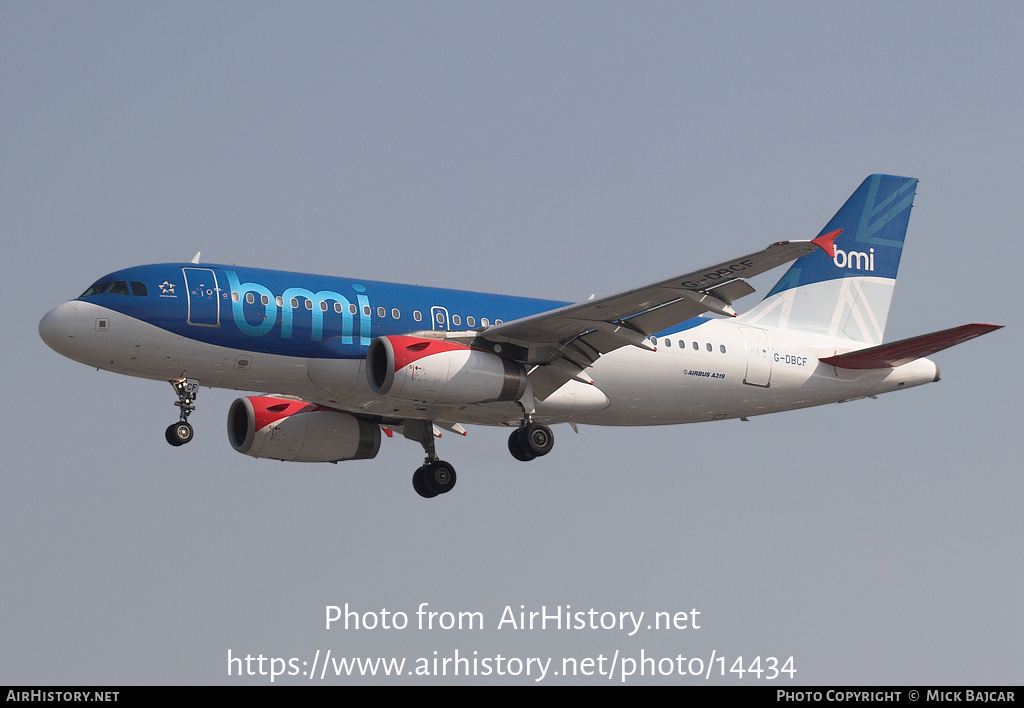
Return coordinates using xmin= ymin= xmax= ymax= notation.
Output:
xmin=166 ymin=378 xmax=199 ymax=446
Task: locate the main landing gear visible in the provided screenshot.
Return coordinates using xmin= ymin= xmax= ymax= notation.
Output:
xmin=508 ymin=421 xmax=554 ymax=462
xmin=404 ymin=419 xmax=457 ymax=498
xmin=412 ymin=460 xmax=457 ymax=499
xmin=402 ymin=418 xmax=554 ymax=499
xmin=165 ymin=378 xmax=199 ymax=447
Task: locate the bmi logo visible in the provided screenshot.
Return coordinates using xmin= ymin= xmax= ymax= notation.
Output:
xmin=833 ymin=247 xmax=874 ymax=271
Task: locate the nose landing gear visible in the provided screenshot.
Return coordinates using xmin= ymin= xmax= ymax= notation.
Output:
xmin=165 ymin=378 xmax=199 ymax=446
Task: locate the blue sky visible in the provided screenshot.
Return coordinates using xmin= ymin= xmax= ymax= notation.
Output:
xmin=3 ymin=2 xmax=1020 ymax=684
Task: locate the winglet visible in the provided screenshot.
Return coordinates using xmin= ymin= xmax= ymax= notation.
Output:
xmin=810 ymin=229 xmax=841 ymax=259
xmin=191 ymin=251 xmax=202 ymax=264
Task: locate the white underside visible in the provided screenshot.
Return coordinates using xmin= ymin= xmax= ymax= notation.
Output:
xmin=59 ymin=302 xmax=937 ymax=429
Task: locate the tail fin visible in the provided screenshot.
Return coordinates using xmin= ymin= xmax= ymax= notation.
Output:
xmin=739 ymin=174 xmax=918 ymax=344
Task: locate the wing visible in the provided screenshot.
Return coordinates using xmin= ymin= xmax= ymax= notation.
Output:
xmin=480 ymin=232 xmax=840 ymax=399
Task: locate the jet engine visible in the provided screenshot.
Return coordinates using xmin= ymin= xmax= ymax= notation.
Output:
xmin=366 ymin=335 xmax=527 ymax=404
xmin=227 ymin=396 xmax=380 ymax=462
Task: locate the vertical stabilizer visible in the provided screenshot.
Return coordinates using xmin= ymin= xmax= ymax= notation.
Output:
xmin=739 ymin=175 xmax=918 ymax=345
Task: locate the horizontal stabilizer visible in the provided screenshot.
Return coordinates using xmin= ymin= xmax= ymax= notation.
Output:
xmin=819 ymin=323 xmax=1002 ymax=370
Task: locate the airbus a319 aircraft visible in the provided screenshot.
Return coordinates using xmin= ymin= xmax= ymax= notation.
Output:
xmin=39 ymin=175 xmax=1000 ymax=498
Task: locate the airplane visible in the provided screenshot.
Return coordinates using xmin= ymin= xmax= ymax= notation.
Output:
xmin=39 ymin=175 xmax=1001 ymax=498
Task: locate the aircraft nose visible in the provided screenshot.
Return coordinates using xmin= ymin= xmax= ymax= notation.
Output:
xmin=39 ymin=301 xmax=80 ymax=356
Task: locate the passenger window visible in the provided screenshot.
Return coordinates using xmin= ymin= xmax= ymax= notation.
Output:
xmin=108 ymin=281 xmax=129 ymax=296
xmin=435 ymin=312 xmax=445 ymax=324
xmin=377 ymin=306 xmax=386 ymax=318
xmin=130 ymin=281 xmax=148 ymax=296
xmin=452 ymin=315 xmax=461 ymax=326
xmin=261 ymin=295 xmax=270 ymax=306
xmin=276 ymin=296 xmax=284 ymax=307
xmin=245 ymin=293 xmax=255 ymax=304
xmin=665 ymin=338 xmax=671 ymax=347
xmin=706 ymin=343 xmax=712 ymax=352
xmin=290 ymin=298 xmax=298 ymax=308
xmin=392 ymin=308 xmax=400 ymax=319
xmin=481 ymin=318 xmax=489 ymax=327
xmin=692 ymin=342 xmax=698 ymax=350
xmin=362 ymin=305 xmax=371 ymax=316
xmin=320 ymin=301 xmax=328 ymax=312
xmin=334 ymin=302 xmax=343 ymax=313
xmin=349 ymin=304 xmax=357 ymax=315
xmin=305 ymin=300 xmax=313 ymax=310
xmin=495 ymin=319 xmax=503 ymax=325
xmin=232 ymin=292 xmax=240 ymax=303
xmin=720 ymin=344 xmax=727 ymax=353
xmin=467 ymin=316 xmax=475 ymax=327
xmin=413 ymin=310 xmax=422 ymax=322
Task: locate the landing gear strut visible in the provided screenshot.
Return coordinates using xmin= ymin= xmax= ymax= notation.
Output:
xmin=404 ymin=419 xmax=457 ymax=498
xmin=165 ymin=378 xmax=199 ymax=446
xmin=508 ymin=420 xmax=554 ymax=461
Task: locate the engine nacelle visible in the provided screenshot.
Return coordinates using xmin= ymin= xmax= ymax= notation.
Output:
xmin=227 ymin=396 xmax=381 ymax=462
xmin=367 ymin=335 xmax=527 ymax=404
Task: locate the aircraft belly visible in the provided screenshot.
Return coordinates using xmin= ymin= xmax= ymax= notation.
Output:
xmin=64 ymin=303 xmax=319 ymax=396
xmin=534 ymin=379 xmax=610 ymax=416
xmin=573 ymin=324 xmax=894 ymax=426
xmin=307 ymin=357 xmax=365 ymax=397
xmin=577 ymin=342 xmax=751 ymax=425
xmin=59 ymin=303 xmax=940 ymax=434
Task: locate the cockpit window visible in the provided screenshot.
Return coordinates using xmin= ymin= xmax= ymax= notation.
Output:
xmin=130 ymin=281 xmax=148 ymax=296
xmin=108 ymin=281 xmax=130 ymax=296
xmin=80 ymin=281 xmax=112 ymax=297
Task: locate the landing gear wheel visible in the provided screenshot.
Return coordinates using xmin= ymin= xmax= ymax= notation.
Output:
xmin=422 ymin=460 xmax=457 ymax=495
xmin=167 ymin=378 xmax=199 ymax=447
xmin=404 ymin=420 xmax=457 ymax=498
xmin=412 ymin=466 xmax=439 ymax=498
xmin=522 ymin=422 xmax=554 ymax=457
xmin=508 ymin=428 xmax=537 ymax=462
xmin=165 ymin=421 xmax=194 ymax=447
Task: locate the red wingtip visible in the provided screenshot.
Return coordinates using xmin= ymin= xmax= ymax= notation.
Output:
xmin=811 ymin=229 xmax=842 ymax=258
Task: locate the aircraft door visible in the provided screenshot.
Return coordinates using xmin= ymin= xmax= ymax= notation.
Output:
xmin=182 ymin=267 xmax=221 ymax=327
xmin=738 ymin=326 xmax=772 ymax=387
xmin=430 ymin=306 xmax=450 ymax=332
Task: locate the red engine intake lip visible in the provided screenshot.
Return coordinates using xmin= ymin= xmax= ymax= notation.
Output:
xmin=227 ymin=395 xmax=380 ymax=462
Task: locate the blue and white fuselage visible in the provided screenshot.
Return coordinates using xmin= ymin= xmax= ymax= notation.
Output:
xmin=39 ymin=261 xmax=939 ymax=424
xmin=39 ymin=176 xmax=1000 ymax=497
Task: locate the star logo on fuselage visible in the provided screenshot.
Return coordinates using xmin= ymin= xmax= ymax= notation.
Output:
xmin=159 ymin=281 xmax=175 ymax=294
